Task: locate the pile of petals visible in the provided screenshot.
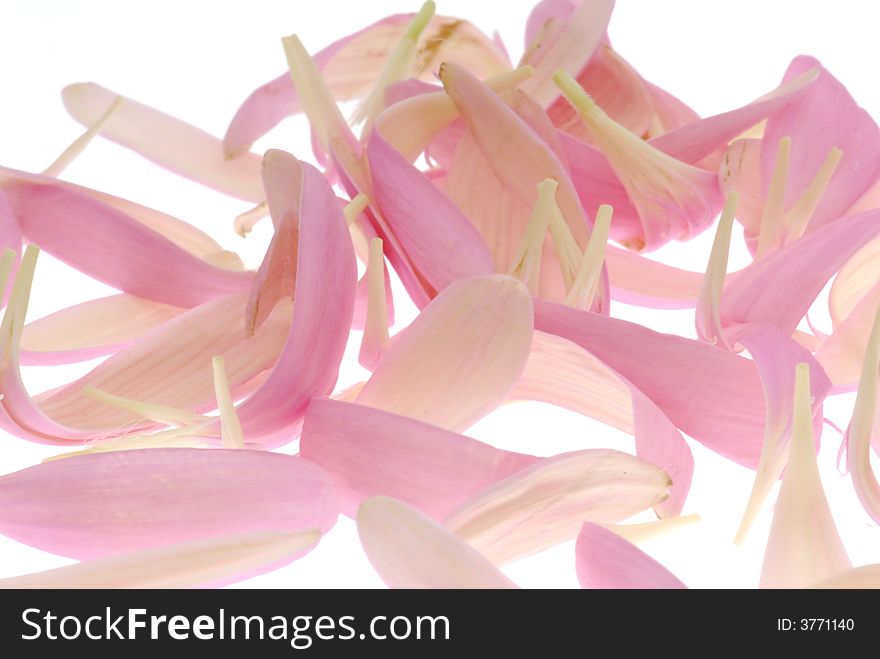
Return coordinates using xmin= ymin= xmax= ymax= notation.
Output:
xmin=2 ymin=0 xmax=880 ymax=589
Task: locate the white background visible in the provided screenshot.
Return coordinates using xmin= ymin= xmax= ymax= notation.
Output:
xmin=1 ymin=0 xmax=879 ymax=588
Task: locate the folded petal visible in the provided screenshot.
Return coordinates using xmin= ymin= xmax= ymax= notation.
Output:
xmin=357 ymin=496 xmax=517 ymax=589
xmin=760 ymin=364 xmax=850 ymax=588
xmin=603 ymin=245 xmax=705 ymax=308
xmin=444 ymin=449 xmax=671 ymax=564
xmin=0 ymin=529 xmax=320 ymax=589
xmin=223 ymin=13 xmax=510 ymax=158
xmin=0 ymin=448 xmax=338 ymax=560
xmin=235 ymin=158 xmax=357 ymax=445
xmin=356 ymin=275 xmax=533 ymax=432
xmin=301 ymin=399 xmax=538 ymax=519
xmin=817 ymin=280 xmax=880 ymax=388
xmin=575 ymin=522 xmax=687 ymax=589
xmin=62 ymin=83 xmax=264 ymax=201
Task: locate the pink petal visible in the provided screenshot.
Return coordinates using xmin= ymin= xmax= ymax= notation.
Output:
xmin=355 ymin=275 xmax=533 ymax=433
xmin=719 ymin=209 xmax=880 ymax=338
xmin=604 ymin=245 xmax=704 ymax=308
xmin=367 ymin=132 xmax=495 ymax=293
xmin=575 ymin=522 xmax=687 ymax=589
xmin=0 ymin=529 xmax=320 ymax=589
xmin=300 ymin=398 xmax=538 ymax=519
xmin=642 ymin=79 xmax=700 ymax=136
xmin=20 ymin=294 xmax=184 ymax=366
xmin=513 ymin=331 xmax=692 ymax=516
xmin=444 ymin=449 xmax=671 ymax=565
xmin=843 ymin=308 xmax=880 ymax=526
xmin=534 ymin=299 xmax=767 ymax=467
xmin=224 ymin=14 xmax=510 ymax=158
xmin=0 ymin=448 xmax=338 ymax=560
xmin=812 ymin=565 xmax=880 ymax=589
xmin=2 ymin=178 xmax=252 ymax=308
xmin=760 ymin=364 xmax=850 ymax=588
xmin=62 ymin=83 xmax=264 ymax=202
xmin=235 ymin=158 xmax=357 ymax=445
xmin=519 ymin=0 xmax=614 ymax=106
xmin=761 ymin=57 xmax=880 ymax=234
xmin=357 ymin=496 xmax=517 ymax=589
xmin=817 ymin=280 xmax=880 ymax=389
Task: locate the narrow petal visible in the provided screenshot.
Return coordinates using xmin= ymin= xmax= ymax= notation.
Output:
xmin=604 ymin=246 xmax=704 ymax=308
xmin=357 ymin=496 xmax=517 ymax=589
xmin=444 ymin=450 xmax=671 ymax=565
xmin=300 ymin=399 xmax=537 ymax=519
xmin=2 ymin=177 xmax=252 ymax=308
xmin=356 ymin=275 xmax=533 ymax=432
xmin=735 ymin=326 xmax=832 ymax=543
xmin=62 ymin=83 xmax=264 ymax=201
xmin=575 ymin=522 xmax=687 ymax=589
xmin=20 ymin=294 xmax=183 ymax=366
xmin=817 ymin=280 xmax=880 ymax=388
xmin=0 ymin=449 xmax=338 ymax=559
xmin=0 ymin=529 xmax=320 ymax=589
xmin=358 ymin=238 xmax=391 ymax=369
xmin=760 ymin=364 xmax=850 ymax=589
xmin=843 ymin=308 xmax=880 ymax=525
xmin=366 ymin=132 xmax=495 ymax=293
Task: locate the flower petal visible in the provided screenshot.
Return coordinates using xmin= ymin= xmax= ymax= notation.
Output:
xmin=812 ymin=565 xmax=880 ymax=589
xmin=444 ymin=449 xmax=671 ymax=565
xmin=300 ymin=398 xmax=537 ymax=519
xmin=355 ymin=275 xmax=533 ymax=432
xmin=0 ymin=448 xmax=338 ymax=559
xmin=62 ymin=83 xmax=264 ymax=201
xmin=223 ymin=13 xmax=510 ymax=158
xmin=357 ymin=496 xmax=517 ymax=589
xmin=0 ymin=529 xmax=320 ymax=589
xmin=760 ymin=364 xmax=850 ymax=589
xmin=575 ymin=522 xmax=687 ymax=589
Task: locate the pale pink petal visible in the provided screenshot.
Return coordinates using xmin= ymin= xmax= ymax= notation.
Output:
xmin=0 ymin=448 xmax=338 ymax=559
xmin=519 ymin=0 xmax=614 ymax=106
xmin=549 ymin=44 xmax=654 ymax=140
xmin=812 ymin=565 xmax=880 ymax=589
xmin=512 ymin=331 xmax=692 ymax=516
xmin=642 ymin=79 xmax=700 ymax=136
xmin=20 ymin=294 xmax=184 ymax=366
xmin=575 ymin=522 xmax=687 ymax=589
xmin=760 ymin=364 xmax=850 ymax=589
xmin=235 ymin=159 xmax=357 ymax=445
xmin=355 ymin=275 xmax=533 ymax=432
xmin=357 ymin=496 xmax=517 ymax=589
xmin=829 ymin=235 xmax=880 ymax=326
xmin=843 ymin=308 xmax=880 ymax=525
xmin=300 ymin=398 xmax=537 ymax=519
xmin=735 ymin=325 xmax=832 ymax=542
xmin=367 ymin=132 xmax=495 ymax=293
xmin=719 ymin=210 xmax=880 ymax=338
xmin=817 ymin=280 xmax=880 ymax=389
xmin=444 ymin=449 xmax=671 ymax=565
xmin=719 ymin=138 xmax=764 ymax=249
xmin=534 ymin=299 xmax=767 ymax=467
xmin=0 ymin=529 xmax=320 ymax=589
xmin=62 ymin=83 xmax=264 ymax=202
xmin=224 ymin=13 xmax=510 ymax=158
xmin=761 ymin=57 xmax=880 ymax=234
xmin=604 ymin=245 xmax=704 ymax=308
xmin=2 ymin=179 xmax=252 ymax=308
